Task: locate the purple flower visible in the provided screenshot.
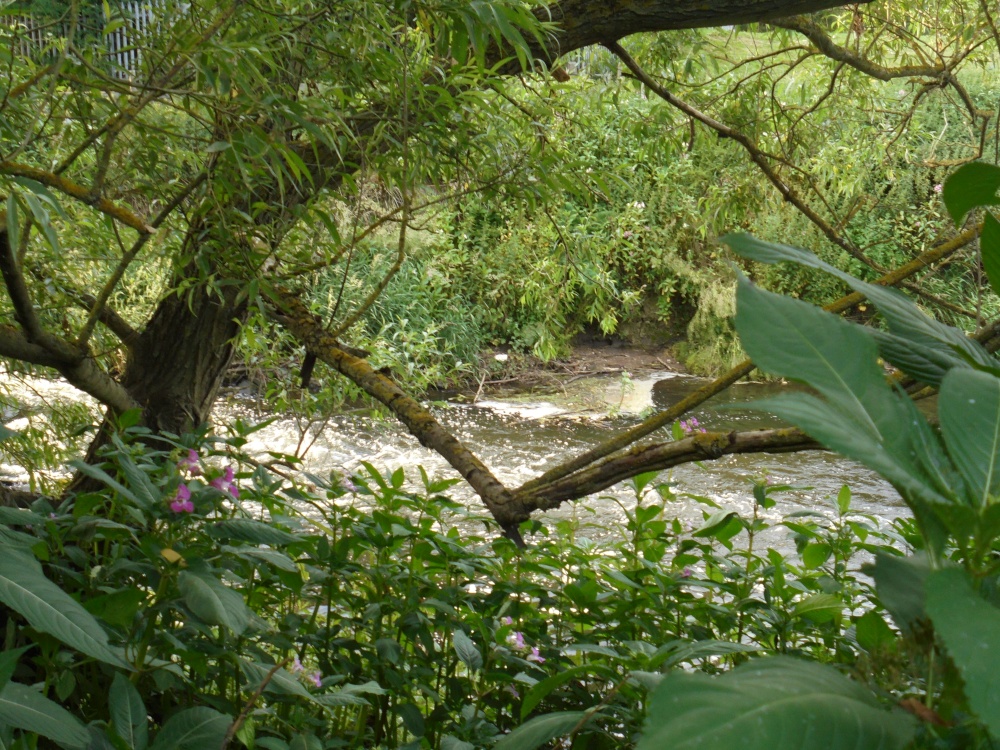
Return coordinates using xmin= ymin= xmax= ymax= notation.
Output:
xmin=291 ymin=656 xmax=304 ymax=673
xmin=501 ymin=616 xmax=513 ymax=626
xmin=504 ymin=684 xmax=520 ymax=699
xmin=340 ymin=477 xmax=360 ymax=494
xmin=309 ymin=671 xmax=322 ymax=688
xmin=210 ymin=466 xmax=239 ymax=498
xmin=934 ymin=183 xmax=943 ymax=193
xmin=507 ymin=631 xmax=526 ymax=650
xmin=680 ymin=567 xmax=693 ymax=579
xmin=178 ymin=449 xmax=201 ymax=476
xmin=527 ymin=647 xmax=545 ymax=664
xmin=169 ymin=484 xmax=194 ymax=513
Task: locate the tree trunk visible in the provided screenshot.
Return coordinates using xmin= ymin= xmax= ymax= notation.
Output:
xmin=122 ymin=283 xmax=246 ymax=434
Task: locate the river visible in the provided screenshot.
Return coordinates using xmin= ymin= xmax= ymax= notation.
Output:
xmin=220 ymin=370 xmax=908 ymax=546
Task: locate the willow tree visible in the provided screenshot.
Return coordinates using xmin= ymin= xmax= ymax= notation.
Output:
xmin=0 ymin=0 xmax=994 ymax=531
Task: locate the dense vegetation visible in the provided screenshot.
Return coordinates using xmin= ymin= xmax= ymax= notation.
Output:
xmin=4 ymin=0 xmax=1000 ymax=748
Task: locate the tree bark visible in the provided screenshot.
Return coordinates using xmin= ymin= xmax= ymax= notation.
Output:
xmin=121 ymin=281 xmax=246 ymax=434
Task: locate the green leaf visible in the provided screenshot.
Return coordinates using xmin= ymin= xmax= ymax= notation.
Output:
xmin=521 ymin=665 xmax=605 ymax=721
xmin=980 ymin=212 xmax=1000 ymax=298
xmin=178 ymin=569 xmax=252 ymax=635
xmin=493 ymin=711 xmax=589 ymax=750
xmin=222 ymin=546 xmax=299 ymax=572
xmin=116 ymin=455 xmax=160 ymax=509
xmin=942 ymin=162 xmax=1000 ymax=224
xmin=148 ymin=707 xmax=231 ymax=750
xmin=0 ymin=682 xmax=89 ymax=749
xmin=0 ymin=548 xmax=129 ymax=668
xmin=0 ymin=649 xmax=29 ymax=693
xmin=68 ymin=460 xmax=141 ymax=507
xmin=792 ymin=593 xmax=842 ymax=623
xmin=802 ymin=542 xmax=832 ymax=569
xmin=5 ymin=194 xmax=19 ymax=255
xmin=938 ymin=369 xmax=1000 ymax=506
xmin=638 ymin=656 xmax=914 ymax=750
xmin=239 ymin=659 xmax=314 ymax=700
xmin=866 ymin=552 xmax=931 ymax=637
xmin=206 ymin=519 xmax=301 ymax=546
xmin=110 ymin=673 xmax=148 ymax=750
xmin=691 ymin=511 xmax=737 ymax=537
xmin=855 ymin=610 xmax=896 ymax=653
xmin=452 ymin=629 xmax=482 ymax=672
xmin=926 ymin=567 xmax=1000 ymax=738
xmin=726 ymin=234 xmax=997 ymax=384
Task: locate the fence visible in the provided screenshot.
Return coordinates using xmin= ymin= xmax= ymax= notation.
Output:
xmin=4 ymin=2 xmax=156 ymax=78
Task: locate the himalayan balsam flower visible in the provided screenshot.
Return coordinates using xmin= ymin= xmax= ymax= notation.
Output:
xmin=169 ymin=485 xmax=194 ymax=514
xmin=210 ymin=466 xmax=239 ymax=498
xmin=527 ymin=647 xmax=545 ymax=664
xmin=291 ymin=656 xmax=304 ymax=673
xmin=501 ymin=616 xmax=513 ymax=626
xmin=504 ymin=684 xmax=520 ymax=699
xmin=309 ymin=671 xmax=323 ymax=688
xmin=340 ymin=477 xmax=360 ymax=494
xmin=934 ymin=183 xmax=943 ymax=193
xmin=679 ymin=418 xmax=707 ymax=435
xmin=681 ymin=567 xmax=693 ymax=579
xmin=507 ymin=631 xmax=526 ymax=650
xmin=178 ymin=449 xmax=201 ymax=476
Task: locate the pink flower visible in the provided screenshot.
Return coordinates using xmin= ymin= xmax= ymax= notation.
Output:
xmin=501 ymin=616 xmax=513 ymax=626
xmin=210 ymin=466 xmax=239 ymax=498
xmin=933 ymin=183 xmax=943 ymax=193
xmin=507 ymin=631 xmax=526 ymax=650
xmin=178 ymin=449 xmax=201 ymax=476
xmin=169 ymin=484 xmax=194 ymax=513
xmin=309 ymin=671 xmax=322 ymax=688
xmin=291 ymin=656 xmax=304 ymax=673
xmin=527 ymin=647 xmax=545 ymax=664
xmin=680 ymin=567 xmax=693 ymax=578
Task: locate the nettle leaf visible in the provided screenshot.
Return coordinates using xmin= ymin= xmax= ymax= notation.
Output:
xmin=110 ymin=673 xmax=148 ymax=750
xmin=938 ymin=369 xmax=1000 ymax=506
xmin=639 ymin=656 xmax=914 ymax=750
xmin=0 ymin=682 xmax=89 ymax=750
xmin=0 ymin=548 xmax=129 ymax=668
xmin=452 ymin=629 xmax=482 ymax=672
xmin=925 ymin=567 xmax=1000 ymax=738
xmin=942 ymin=161 xmax=1000 ymax=225
xmin=493 ymin=711 xmax=590 ymax=750
xmin=178 ymin=569 xmax=252 ymax=635
xmin=148 ymin=707 xmax=231 ymax=750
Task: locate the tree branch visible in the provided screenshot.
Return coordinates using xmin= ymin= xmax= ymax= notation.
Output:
xmin=769 ymin=15 xmax=947 ymax=80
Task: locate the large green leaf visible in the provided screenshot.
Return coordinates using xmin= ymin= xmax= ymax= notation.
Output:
xmin=638 ymin=656 xmax=914 ymax=750
xmin=942 ymin=161 xmax=1000 ymax=224
xmin=451 ymin=629 xmax=482 ymax=672
xmin=725 ymin=234 xmax=997 ymax=384
xmin=0 ymin=548 xmax=129 ymax=668
xmin=110 ymin=672 xmax=148 ymax=750
xmin=980 ymin=212 xmax=1000 ymax=298
xmin=865 ymin=552 xmax=931 ymax=637
xmin=735 ymin=275 xmax=945 ymax=483
xmin=178 ymin=569 xmax=252 ymax=635
xmin=493 ymin=711 xmax=589 ymax=750
xmin=0 ymin=682 xmax=89 ymax=750
xmin=0 ymin=649 xmax=28 ymax=694
xmin=925 ymin=567 xmax=1000 ymax=738
xmin=148 ymin=707 xmax=231 ymax=750
xmin=938 ymin=369 xmax=1000 ymax=506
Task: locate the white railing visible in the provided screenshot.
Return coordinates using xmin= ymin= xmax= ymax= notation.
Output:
xmin=3 ymin=3 xmax=156 ymax=78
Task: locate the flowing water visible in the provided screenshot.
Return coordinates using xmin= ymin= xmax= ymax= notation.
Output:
xmin=221 ymin=371 xmax=908 ymax=545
